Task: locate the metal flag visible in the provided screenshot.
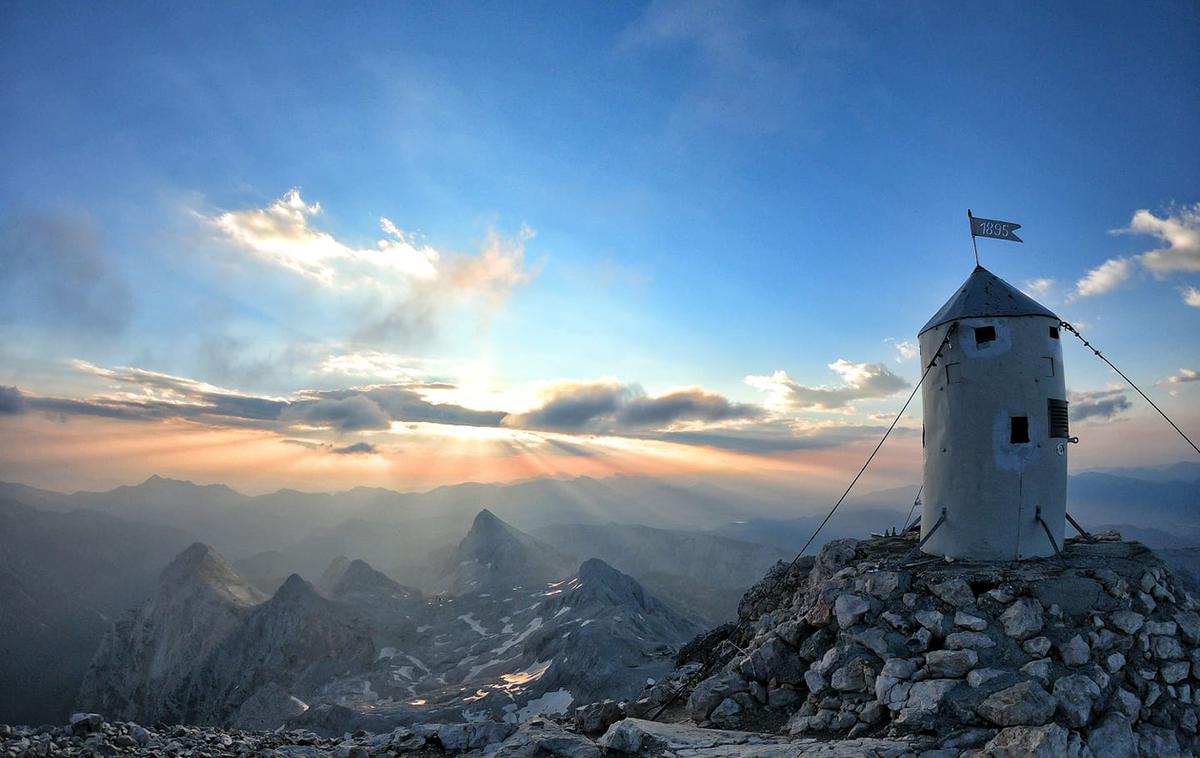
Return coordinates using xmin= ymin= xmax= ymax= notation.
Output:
xmin=968 ymin=210 xmax=1023 ymax=243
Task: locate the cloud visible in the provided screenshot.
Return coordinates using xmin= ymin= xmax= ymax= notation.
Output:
xmin=745 ymin=360 xmax=910 ymax=412
xmin=207 ymin=191 xmax=536 ymax=346
xmin=1182 ymin=286 xmax=1200 ymax=307
xmin=884 ymin=338 xmax=918 ymax=362
xmin=317 ymin=350 xmax=432 ymax=383
xmin=1071 ymin=257 xmax=1135 ymax=299
xmin=1069 ymin=388 xmax=1131 ymax=421
xmin=1022 ymin=278 xmax=1055 ymax=299
xmin=332 ymin=441 xmax=378 ymax=455
xmin=0 ymin=386 xmax=28 ymax=415
xmin=501 ymin=380 xmax=761 ymax=433
xmin=281 ymin=395 xmax=391 ymax=432
xmin=1072 ymin=204 xmax=1200 ymax=300
xmin=0 ymin=215 xmax=132 ymax=336
xmin=49 ymin=361 xmax=502 ymax=432
xmin=653 ymin=420 xmax=898 ymax=453
xmin=211 ymin=189 xmax=439 ymax=284
xmin=1119 ymin=203 xmax=1200 ymax=276
xmin=1163 ymin=368 xmax=1200 ymax=385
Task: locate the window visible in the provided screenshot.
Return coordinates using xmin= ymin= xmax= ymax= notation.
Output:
xmin=974 ymin=326 xmax=996 ymax=345
xmin=1010 ymin=416 xmax=1029 ymax=444
xmin=945 ymin=363 xmax=962 ymax=384
xmin=1042 ymin=357 xmax=1055 ymax=377
xmin=1048 ymin=399 xmax=1069 ymax=438
xmin=1049 ymin=326 xmax=1060 ymax=339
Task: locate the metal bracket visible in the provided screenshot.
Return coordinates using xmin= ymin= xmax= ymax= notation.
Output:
xmin=1065 ymin=512 xmax=1096 ymax=543
xmin=915 ymin=507 xmax=947 ymax=552
xmin=1035 ymin=505 xmax=1063 ymax=558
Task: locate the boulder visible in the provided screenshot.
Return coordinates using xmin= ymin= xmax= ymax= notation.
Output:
xmin=1109 ymin=610 xmax=1144 ymax=635
xmin=68 ymin=713 xmax=104 ymax=736
xmin=897 ymin=678 xmax=958 ymax=723
xmin=1174 ymin=611 xmax=1200 ymax=644
xmin=977 ymin=681 xmax=1056 ymax=726
xmin=574 ymin=700 xmax=624 ymax=736
xmin=1052 ymin=674 xmax=1101 ymax=728
xmin=1085 ymin=712 xmax=1136 ymax=758
xmin=981 ymin=724 xmax=1068 ymax=758
xmin=930 ymin=578 xmax=975 ymax=607
xmin=1135 ymin=723 xmax=1182 ymax=758
xmin=967 ymin=668 xmax=1005 ymax=688
xmin=686 ymin=672 xmax=749 ymax=722
xmin=947 ymin=631 xmax=995 ymax=650
xmin=1059 ymin=635 xmax=1091 ymax=667
xmin=830 ymin=657 xmax=873 ymax=692
xmin=925 ymin=649 xmax=978 ymax=678
xmin=834 ymin=594 xmax=872 ymax=628
xmin=1022 ymin=636 xmax=1051 ymax=657
xmin=493 ymin=718 xmax=600 ymax=758
xmin=999 ymin=598 xmax=1044 ymax=640
xmin=740 ymin=636 xmax=804 ymax=684
xmin=955 ymin=611 xmax=988 ymax=631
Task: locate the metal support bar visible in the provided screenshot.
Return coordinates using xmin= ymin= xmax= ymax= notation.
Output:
xmin=1036 ymin=506 xmax=1063 ymax=558
xmin=1065 ymin=512 xmax=1096 ymax=543
xmin=915 ymin=508 xmax=947 ymax=552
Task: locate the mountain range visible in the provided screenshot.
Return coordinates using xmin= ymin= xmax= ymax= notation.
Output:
xmin=78 ymin=509 xmax=701 ymax=732
xmin=0 ymin=463 xmax=1195 ymax=725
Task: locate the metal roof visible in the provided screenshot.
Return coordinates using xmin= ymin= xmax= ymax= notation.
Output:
xmin=920 ymin=266 xmax=1058 ymax=334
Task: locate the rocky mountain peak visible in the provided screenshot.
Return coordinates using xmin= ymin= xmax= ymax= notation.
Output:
xmin=572 ymin=558 xmax=648 ymax=606
xmin=444 ymin=509 xmax=574 ymax=594
xmin=160 ymin=543 xmax=266 ymax=607
xmin=268 ymin=573 xmax=322 ymax=607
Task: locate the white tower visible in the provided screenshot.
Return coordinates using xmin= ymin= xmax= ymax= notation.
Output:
xmin=919 ymin=266 xmax=1069 ymax=560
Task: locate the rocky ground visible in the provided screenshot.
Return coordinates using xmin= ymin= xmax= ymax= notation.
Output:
xmin=7 ymin=530 xmax=1197 ymax=757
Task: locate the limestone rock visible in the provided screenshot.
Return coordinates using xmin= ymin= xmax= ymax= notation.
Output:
xmin=1086 ymin=712 xmax=1136 ymax=758
xmin=1052 ymin=674 xmax=1101 ymax=728
xmin=967 ymin=668 xmax=1005 ymax=688
xmin=574 ymin=700 xmax=623 ymax=736
xmin=947 ymin=631 xmax=995 ymax=650
xmin=1110 ymin=610 xmax=1145 ymax=635
xmin=1022 ymin=636 xmax=1052 ymax=657
xmin=955 ymin=611 xmax=988 ymax=631
xmin=1059 ymin=635 xmax=1091 ymax=667
xmin=925 ymin=649 xmax=978 ymax=678
xmin=833 ymin=594 xmax=871 ymax=628
xmin=999 ymin=598 xmax=1044 ymax=640
xmin=687 ymin=672 xmax=750 ymax=722
xmin=977 ymin=681 xmax=1056 ymax=726
xmin=981 ymin=724 xmax=1068 ymax=758
xmin=930 ymin=578 xmax=975 ymax=607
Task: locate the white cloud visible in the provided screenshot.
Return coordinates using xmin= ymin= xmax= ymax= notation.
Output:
xmin=1119 ymin=204 xmax=1200 ymax=276
xmin=317 ymin=351 xmax=431 ymax=383
xmin=208 ymin=190 xmax=533 ymax=302
xmin=1071 ymin=257 xmax=1134 ymax=299
xmin=1182 ymin=286 xmax=1200 ymax=307
xmin=1069 ymin=388 xmax=1131 ymax=422
xmin=1163 ymin=368 xmax=1200 ymax=385
xmin=211 ymin=189 xmax=439 ymax=285
xmin=1022 ymin=278 xmax=1055 ymax=299
xmin=746 ymin=359 xmax=909 ymax=412
xmin=885 ymin=338 xmax=918 ymax=362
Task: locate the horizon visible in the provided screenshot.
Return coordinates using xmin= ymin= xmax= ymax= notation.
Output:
xmin=3 ymin=2 xmax=1198 ymax=494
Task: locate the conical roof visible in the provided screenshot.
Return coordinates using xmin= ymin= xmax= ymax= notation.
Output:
xmin=920 ymin=266 xmax=1057 ymax=334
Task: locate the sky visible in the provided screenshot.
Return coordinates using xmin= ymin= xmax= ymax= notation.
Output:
xmin=1 ymin=1 xmax=1198 ymax=494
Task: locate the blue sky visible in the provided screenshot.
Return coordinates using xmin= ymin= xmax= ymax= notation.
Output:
xmin=1 ymin=1 xmax=1197 ymax=491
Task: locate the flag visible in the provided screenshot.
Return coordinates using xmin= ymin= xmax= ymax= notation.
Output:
xmin=969 ymin=211 xmax=1023 ymax=243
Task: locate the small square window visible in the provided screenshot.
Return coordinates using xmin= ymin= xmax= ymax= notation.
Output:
xmin=974 ymin=326 xmax=996 ymax=345
xmin=1049 ymin=326 xmax=1060 ymax=339
xmin=1010 ymin=416 xmax=1029 ymax=444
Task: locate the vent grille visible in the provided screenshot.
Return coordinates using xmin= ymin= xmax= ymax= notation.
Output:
xmin=1048 ymin=398 xmax=1069 ymax=438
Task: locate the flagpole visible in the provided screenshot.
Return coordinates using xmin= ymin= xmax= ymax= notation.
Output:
xmin=967 ymin=209 xmax=980 ymax=267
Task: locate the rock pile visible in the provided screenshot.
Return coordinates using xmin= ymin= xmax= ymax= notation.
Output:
xmin=671 ymin=531 xmax=1199 ymax=756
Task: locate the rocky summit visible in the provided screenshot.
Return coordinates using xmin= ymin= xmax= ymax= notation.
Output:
xmin=647 ymin=529 xmax=1200 ymax=756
